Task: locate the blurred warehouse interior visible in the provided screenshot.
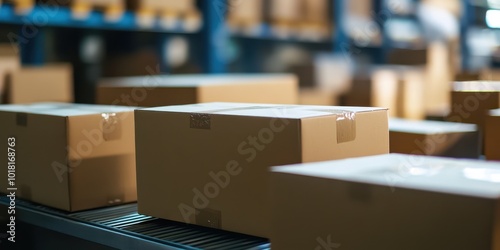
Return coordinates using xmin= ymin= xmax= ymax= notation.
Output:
xmin=0 ymin=0 xmax=499 ymax=115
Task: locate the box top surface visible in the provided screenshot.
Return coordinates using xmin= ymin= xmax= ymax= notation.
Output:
xmin=453 ymin=81 xmax=500 ymax=91
xmin=272 ymin=154 xmax=500 ymax=199
xmin=489 ymin=109 xmax=500 ymax=116
xmin=389 ymin=118 xmax=477 ymax=134
xmin=99 ymin=74 xmax=296 ymax=88
xmin=138 ymin=102 xmax=387 ymax=119
xmin=0 ymin=103 xmax=136 ymax=117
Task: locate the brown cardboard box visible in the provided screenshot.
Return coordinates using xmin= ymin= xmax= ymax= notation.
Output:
xmin=5 ymin=64 xmax=73 ymax=104
xmin=97 ymin=74 xmax=299 ymax=106
xmin=0 ymin=44 xmax=21 ymax=102
xmin=447 ymin=81 xmax=500 ymax=130
xmin=389 ymin=118 xmax=480 ymax=158
xmin=270 ymin=154 xmax=500 ymax=250
xmin=485 ymin=109 xmax=500 ymax=160
xmin=372 ymin=66 xmax=426 ymax=120
xmin=135 ymin=102 xmax=389 ymax=238
xmin=269 ymin=0 xmax=302 ymax=23
xmin=0 ymin=103 xmax=137 ymax=211
xmin=227 ymin=0 xmax=263 ymax=28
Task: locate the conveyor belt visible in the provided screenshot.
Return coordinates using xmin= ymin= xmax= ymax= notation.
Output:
xmin=0 ymin=197 xmax=270 ymax=250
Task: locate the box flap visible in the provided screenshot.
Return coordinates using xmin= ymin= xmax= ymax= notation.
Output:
xmin=272 ymin=153 xmax=500 ymax=199
xmin=390 ymin=118 xmax=477 ymax=134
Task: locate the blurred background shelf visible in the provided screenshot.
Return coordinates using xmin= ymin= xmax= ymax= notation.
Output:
xmin=0 ymin=4 xmax=201 ymax=33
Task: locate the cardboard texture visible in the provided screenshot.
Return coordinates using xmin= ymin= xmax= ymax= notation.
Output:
xmin=486 ymin=109 xmax=500 ymax=160
xmin=270 ymin=154 xmax=500 ymax=250
xmin=447 ymin=81 xmax=500 ymax=130
xmin=97 ymin=74 xmax=298 ymax=107
xmin=6 ymin=64 xmax=73 ymax=104
xmin=0 ymin=44 xmax=21 ymax=103
xmin=135 ymin=102 xmax=389 ymax=238
xmin=0 ymin=103 xmax=137 ymax=211
xmin=389 ymin=118 xmax=480 ymax=158
xmin=348 ymin=0 xmax=372 ymax=18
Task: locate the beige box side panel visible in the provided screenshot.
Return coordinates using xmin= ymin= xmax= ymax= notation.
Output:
xmin=9 ymin=64 xmax=73 ymax=104
xmin=67 ymin=112 xmax=136 ymax=211
xmin=96 ymin=86 xmax=198 ymax=107
xmin=302 ymin=110 xmax=389 ymax=162
xmin=270 ymin=173 xmax=495 ymax=250
xmin=198 ymin=80 xmax=298 ymax=104
xmin=0 ymin=112 xmax=70 ymax=210
xmin=136 ymin=111 xmax=301 ymax=238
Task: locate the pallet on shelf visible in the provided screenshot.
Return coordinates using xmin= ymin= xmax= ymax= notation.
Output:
xmin=127 ymin=0 xmax=201 ymax=30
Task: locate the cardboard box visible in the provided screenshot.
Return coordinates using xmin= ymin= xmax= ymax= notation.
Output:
xmin=0 ymin=44 xmax=21 ymax=103
xmin=447 ymin=81 xmax=500 ymax=130
xmin=372 ymin=66 xmax=426 ymax=120
xmin=0 ymin=103 xmax=137 ymax=211
xmin=269 ymin=0 xmax=302 ymax=23
xmin=5 ymin=64 xmax=73 ymax=104
xmin=135 ymin=102 xmax=389 ymax=238
xmin=227 ymin=0 xmax=263 ymax=27
xmin=389 ymin=118 xmax=480 ymax=158
xmin=485 ymin=109 xmax=500 ymax=160
xmin=97 ymin=74 xmax=298 ymax=107
xmin=270 ymin=154 xmax=500 ymax=250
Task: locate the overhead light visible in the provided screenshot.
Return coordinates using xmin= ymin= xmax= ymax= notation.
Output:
xmin=488 ymin=0 xmax=500 ymax=9
xmin=486 ymin=10 xmax=500 ymax=28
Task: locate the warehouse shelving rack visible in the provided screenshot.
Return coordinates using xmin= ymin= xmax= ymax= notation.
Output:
xmin=0 ymin=0 xmax=399 ymax=73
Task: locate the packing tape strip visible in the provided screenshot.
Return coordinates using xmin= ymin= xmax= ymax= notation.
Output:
xmin=335 ymin=111 xmax=356 ymax=143
xmin=101 ymin=112 xmax=122 ymax=141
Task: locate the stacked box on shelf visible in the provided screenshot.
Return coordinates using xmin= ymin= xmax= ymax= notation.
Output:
xmin=270 ymin=154 xmax=500 ymax=250
xmin=135 ymin=102 xmax=389 ymax=238
xmin=127 ymin=0 xmax=200 ymax=29
xmin=227 ymin=0 xmax=263 ymax=32
xmin=0 ymin=103 xmax=137 ymax=211
xmin=4 ymin=64 xmax=73 ymax=104
xmin=389 ymin=118 xmax=480 ymax=158
xmin=97 ymin=74 xmax=299 ymax=107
